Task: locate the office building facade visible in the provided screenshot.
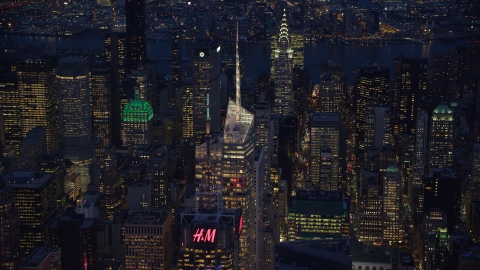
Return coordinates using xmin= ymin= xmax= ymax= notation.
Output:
xmin=17 ymin=60 xmax=59 ymax=152
xmin=124 ymin=209 xmax=172 ymax=270
xmin=57 ymin=57 xmax=94 ymax=191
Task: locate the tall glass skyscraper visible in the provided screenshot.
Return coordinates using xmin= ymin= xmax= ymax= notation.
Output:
xmin=57 ymin=57 xmax=94 ymax=192
xmin=18 ymin=59 xmax=59 ymax=152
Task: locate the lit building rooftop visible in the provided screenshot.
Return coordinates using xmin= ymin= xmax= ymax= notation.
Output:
xmin=386 ymin=163 xmax=399 ymax=173
xmin=2 ymin=171 xmax=54 ymax=189
xmin=20 ymin=247 xmax=60 ymax=268
xmin=311 ymin=112 xmax=340 ymax=123
xmin=223 ymin=99 xmax=254 ymax=144
xmin=122 ymin=96 xmax=153 ymax=123
xmin=126 ymin=209 xmax=171 ymax=225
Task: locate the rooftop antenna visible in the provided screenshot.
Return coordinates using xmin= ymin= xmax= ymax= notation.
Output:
xmin=235 ymin=22 xmax=241 ymax=122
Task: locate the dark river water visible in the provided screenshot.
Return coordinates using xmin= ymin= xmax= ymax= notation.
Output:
xmin=0 ymin=34 xmax=467 ymax=85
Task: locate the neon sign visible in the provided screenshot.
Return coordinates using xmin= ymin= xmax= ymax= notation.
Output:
xmin=238 ymin=215 xmax=243 ymax=235
xmin=192 ymin=228 xmax=216 ymax=243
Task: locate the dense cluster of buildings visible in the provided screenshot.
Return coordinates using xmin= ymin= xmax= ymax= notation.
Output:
xmin=0 ymin=0 xmax=480 ymax=270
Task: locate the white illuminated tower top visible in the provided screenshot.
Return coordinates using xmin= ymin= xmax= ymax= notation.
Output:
xmin=235 ymin=22 xmax=241 ymax=122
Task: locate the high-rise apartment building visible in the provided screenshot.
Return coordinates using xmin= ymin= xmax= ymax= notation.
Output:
xmin=0 ymin=180 xmax=20 ymax=270
xmin=192 ymin=40 xmax=221 ymax=144
xmin=272 ymin=12 xmax=294 ymax=116
xmin=98 ymin=145 xmax=122 ymax=219
xmin=0 ymin=72 xmax=21 ymax=150
xmin=182 ymin=78 xmax=194 ymax=140
xmin=57 ymin=57 xmax=94 ymax=192
xmin=432 ymin=50 xmax=459 ymax=101
xmin=90 ymin=61 xmax=113 ymax=146
xmin=122 ymin=94 xmax=153 ymax=149
xmin=4 ymin=171 xmax=56 ymax=255
xmin=383 ymin=163 xmax=402 ymax=245
xmin=104 ymin=31 xmax=127 ymax=145
xmin=428 ymin=104 xmax=453 ymax=171
xmin=255 ymin=92 xmax=272 ymax=187
xmin=354 ymin=63 xmax=389 ymax=156
xmin=125 ymin=0 xmax=146 ymax=72
xmin=147 ymin=145 xmax=168 ymax=208
xmin=124 ymin=209 xmax=172 ymax=270
xmin=309 ymin=112 xmax=344 ymax=190
xmin=318 ymin=73 xmax=345 ymax=115
xmin=17 ymin=60 xmax=59 ymax=152
xmin=393 ymin=56 xmax=428 ymax=135
xmin=410 ymin=110 xmax=429 ymax=217
xmin=358 ymin=171 xmax=383 ymax=244
xmin=171 ymin=27 xmax=182 ymax=97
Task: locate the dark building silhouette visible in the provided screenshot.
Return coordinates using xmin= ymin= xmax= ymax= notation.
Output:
xmin=423 ymin=167 xmax=461 ymax=231
xmin=50 ymin=213 xmax=97 ymax=270
xmin=125 ymin=0 xmax=147 ymax=72
xmin=393 ymin=55 xmax=428 ymax=135
xmin=0 ymin=179 xmax=20 ymax=270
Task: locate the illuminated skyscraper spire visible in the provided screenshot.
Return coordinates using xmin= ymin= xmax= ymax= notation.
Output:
xmin=235 ymin=22 xmax=241 ymax=121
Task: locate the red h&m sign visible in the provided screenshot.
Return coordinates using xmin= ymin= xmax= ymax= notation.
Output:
xmin=192 ymin=228 xmax=216 ymax=243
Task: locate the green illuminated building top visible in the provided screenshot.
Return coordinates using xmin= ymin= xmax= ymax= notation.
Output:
xmin=122 ymin=96 xmax=153 ymax=123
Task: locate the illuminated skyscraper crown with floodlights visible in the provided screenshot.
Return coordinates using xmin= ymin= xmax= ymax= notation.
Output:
xmin=122 ymin=88 xmax=153 ymax=147
xmin=273 ymin=10 xmax=294 ymax=115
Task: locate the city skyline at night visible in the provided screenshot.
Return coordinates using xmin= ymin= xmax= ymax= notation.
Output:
xmin=0 ymin=0 xmax=480 ymax=269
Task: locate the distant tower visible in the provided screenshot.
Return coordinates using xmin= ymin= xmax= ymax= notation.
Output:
xmin=192 ymin=40 xmax=221 ymax=144
xmin=125 ymin=0 xmax=147 ymax=72
xmin=383 ymin=163 xmax=403 ymax=245
xmin=273 ymin=11 xmax=294 ymax=116
xmin=354 ymin=63 xmax=389 ymax=158
xmin=90 ymin=61 xmax=113 ymax=146
xmin=182 ymin=78 xmax=194 ymax=140
xmin=57 ymin=57 xmax=94 ymax=192
xmin=17 ymin=59 xmax=59 ymax=152
xmin=309 ymin=112 xmax=344 ymax=190
xmin=104 ymin=31 xmax=127 ymax=145
xmin=318 ymin=73 xmax=345 ymax=115
xmin=122 ymin=89 xmax=154 ymax=149
xmin=270 ymin=10 xmax=304 ymax=78
xmin=393 ymin=56 xmax=428 ymax=135
xmin=428 ymin=105 xmax=453 ymax=171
